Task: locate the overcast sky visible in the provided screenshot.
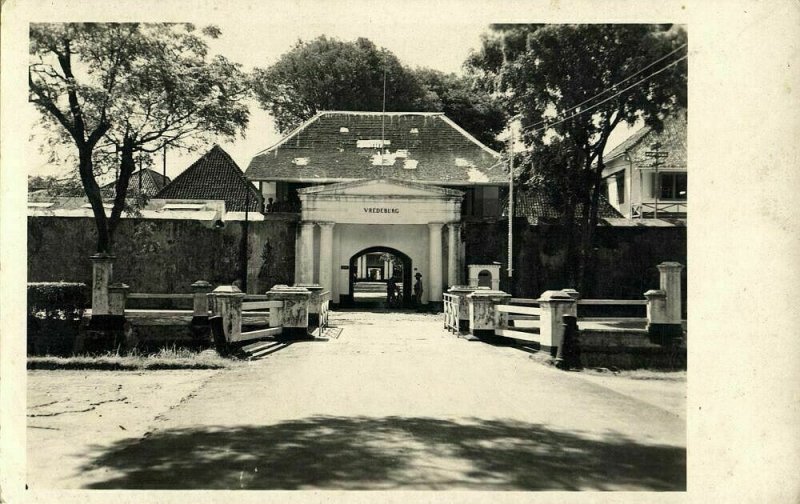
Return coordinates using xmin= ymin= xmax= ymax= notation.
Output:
xmin=27 ymin=16 xmax=637 ymax=182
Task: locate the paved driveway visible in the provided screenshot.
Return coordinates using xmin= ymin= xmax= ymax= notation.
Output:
xmin=29 ymin=310 xmax=686 ymax=490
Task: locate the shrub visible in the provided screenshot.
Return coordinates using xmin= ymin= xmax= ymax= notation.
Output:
xmin=28 ymin=282 xmax=88 ymax=356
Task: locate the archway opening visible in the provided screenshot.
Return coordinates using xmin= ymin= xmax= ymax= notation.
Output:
xmin=347 ymin=247 xmax=412 ymax=308
xmin=478 ymin=269 xmax=492 ymax=288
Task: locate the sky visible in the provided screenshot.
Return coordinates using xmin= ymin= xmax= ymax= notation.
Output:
xmin=26 ymin=15 xmax=637 ymax=183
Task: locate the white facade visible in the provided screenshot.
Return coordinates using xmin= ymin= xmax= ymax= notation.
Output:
xmin=294 ymin=178 xmax=464 ymax=304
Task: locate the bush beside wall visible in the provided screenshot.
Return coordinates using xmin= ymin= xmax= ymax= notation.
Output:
xmin=27 ymin=282 xmax=88 ymax=356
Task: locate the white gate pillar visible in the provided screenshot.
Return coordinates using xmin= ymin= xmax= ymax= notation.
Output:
xmin=447 ymin=223 xmax=460 ymax=289
xmin=295 ymin=221 xmax=316 ymax=284
xmin=318 ymin=222 xmax=335 ymax=294
xmin=428 ymin=223 xmax=444 ymax=306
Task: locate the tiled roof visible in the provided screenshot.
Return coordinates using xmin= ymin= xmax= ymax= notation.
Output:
xmin=100 ymin=168 xmax=171 ymax=198
xmin=245 ymin=111 xmax=505 ymax=185
xmin=604 ymin=110 xmax=687 ymax=170
xmin=506 ymin=187 xmax=623 ymax=225
xmin=156 ymin=146 xmax=263 ymax=212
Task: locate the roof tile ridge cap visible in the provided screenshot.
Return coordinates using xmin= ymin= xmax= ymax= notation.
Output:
xmin=253 ymin=111 xmax=326 ymax=157
xmin=438 ymin=114 xmax=501 ymax=157
xmin=606 ymin=124 xmax=654 ymax=161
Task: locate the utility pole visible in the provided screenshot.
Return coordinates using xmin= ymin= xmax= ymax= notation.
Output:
xmin=645 ymin=141 xmax=669 ymax=219
xmin=507 ymin=127 xmax=514 ymax=280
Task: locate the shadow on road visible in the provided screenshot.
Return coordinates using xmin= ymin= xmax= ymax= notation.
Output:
xmin=80 ymin=415 xmax=685 ymax=490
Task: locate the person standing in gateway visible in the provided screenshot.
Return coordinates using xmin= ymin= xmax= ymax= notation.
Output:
xmin=413 ymin=272 xmax=424 ymax=308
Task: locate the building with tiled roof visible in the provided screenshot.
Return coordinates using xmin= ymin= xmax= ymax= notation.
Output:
xmin=506 ymin=188 xmax=623 ymax=226
xmin=157 ymin=145 xmax=262 ymax=213
xmin=246 ymin=111 xmax=507 ymax=217
xmin=244 ymin=110 xmax=510 ymax=307
xmin=247 ymin=111 xmax=503 ymax=184
xmin=602 ymin=110 xmax=687 ymax=219
xmin=100 ymin=168 xmax=170 ymax=199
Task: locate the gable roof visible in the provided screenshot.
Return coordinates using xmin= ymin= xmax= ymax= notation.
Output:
xmin=506 ymin=187 xmax=623 ymax=226
xmin=604 ymin=110 xmax=687 ymax=170
xmin=245 ymin=111 xmax=505 ymax=185
xmin=100 ymin=168 xmax=170 ymax=198
xmin=156 ymin=145 xmax=262 ymax=212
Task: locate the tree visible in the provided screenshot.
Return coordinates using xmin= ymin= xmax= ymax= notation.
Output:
xmin=252 ymin=36 xmax=430 ymax=133
xmin=412 ymin=68 xmax=507 ymax=151
xmin=29 ymin=23 xmax=250 ymax=253
xmin=468 ymin=24 xmax=687 ymax=290
xmin=27 ymin=174 xmax=85 ymax=197
xmin=250 ymin=36 xmax=507 ymax=147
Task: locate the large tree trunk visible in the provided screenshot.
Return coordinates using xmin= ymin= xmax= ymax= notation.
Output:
xmin=77 ymin=147 xmax=111 ymax=253
xmin=578 ymin=166 xmax=605 ymax=295
xmin=107 ymin=140 xmax=137 ymax=248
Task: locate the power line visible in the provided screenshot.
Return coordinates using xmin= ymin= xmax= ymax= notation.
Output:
xmin=521 ymin=54 xmax=688 ymax=136
xmin=523 ymin=44 xmax=687 ymax=131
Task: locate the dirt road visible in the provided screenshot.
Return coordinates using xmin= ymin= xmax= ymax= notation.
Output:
xmin=27 ymin=310 xmax=686 ymax=490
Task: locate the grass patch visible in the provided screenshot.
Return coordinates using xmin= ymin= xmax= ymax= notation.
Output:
xmin=28 ymin=346 xmax=237 ymax=371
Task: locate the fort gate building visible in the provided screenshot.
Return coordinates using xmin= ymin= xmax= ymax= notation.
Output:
xmin=245 ymin=111 xmax=507 ymax=307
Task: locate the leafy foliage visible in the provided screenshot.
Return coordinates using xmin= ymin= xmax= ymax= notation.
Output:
xmin=28 ymin=174 xmax=85 ymax=197
xmin=468 ymin=24 xmax=687 ymax=289
xmin=29 ymin=23 xmax=251 ymax=253
xmin=251 ymin=36 xmax=506 ymax=148
xmin=28 ymin=281 xmax=88 ymax=319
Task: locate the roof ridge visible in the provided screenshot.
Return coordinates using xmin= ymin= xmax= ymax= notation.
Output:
xmin=318 ymin=110 xmax=445 ymax=116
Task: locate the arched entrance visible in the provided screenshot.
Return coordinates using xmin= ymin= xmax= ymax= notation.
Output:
xmin=348 ymin=246 xmax=412 ymax=308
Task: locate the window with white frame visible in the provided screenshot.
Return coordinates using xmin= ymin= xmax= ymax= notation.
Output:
xmin=651 ymin=172 xmax=687 ymax=200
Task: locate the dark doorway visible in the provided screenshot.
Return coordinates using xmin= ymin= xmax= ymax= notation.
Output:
xmin=347 ymin=247 xmax=412 ymax=308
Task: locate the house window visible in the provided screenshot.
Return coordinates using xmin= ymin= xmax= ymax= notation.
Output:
xmin=656 ymin=172 xmax=687 ymax=200
xmin=615 ymin=172 xmax=625 ymax=205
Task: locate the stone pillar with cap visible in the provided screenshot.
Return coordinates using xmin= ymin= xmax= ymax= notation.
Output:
xmin=448 ymin=285 xmax=482 ymax=332
xmin=645 ymin=288 xmax=680 ymax=344
xmin=107 ymin=282 xmax=129 ymax=317
xmin=208 ymin=285 xmax=245 ymax=343
xmin=296 ymin=283 xmax=324 ymax=328
xmin=266 ymin=285 xmax=312 ymax=338
xmin=191 ymin=280 xmax=213 ymax=321
xmin=537 ymin=290 xmax=578 ymax=356
xmin=90 ymin=253 xmax=115 ymax=317
xmin=467 ymin=289 xmax=512 ymax=338
xmin=658 ymin=262 xmax=684 ymax=324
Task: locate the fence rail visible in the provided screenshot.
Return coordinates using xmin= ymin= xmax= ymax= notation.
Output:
xmin=443 ymin=293 xmax=459 ymax=333
xmin=577 ymin=299 xmax=647 ymax=306
xmin=127 ymin=293 xmax=194 ymax=300
xmin=495 ymin=303 xmax=541 ymax=342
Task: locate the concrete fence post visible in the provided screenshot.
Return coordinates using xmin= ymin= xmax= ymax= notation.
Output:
xmin=537 ymin=290 xmax=577 ymax=356
xmin=560 ymin=289 xmax=580 ymax=317
xmin=208 ymin=285 xmax=245 ymax=343
xmin=645 ymin=288 xmax=680 ymax=344
xmin=90 ymin=253 xmax=115 ymax=317
xmin=658 ymin=262 xmax=684 ymax=324
xmin=467 ymin=289 xmax=511 ymax=339
xmin=107 ymin=282 xmax=129 ymax=317
xmin=448 ymin=285 xmax=482 ymax=332
xmin=191 ymin=280 xmax=213 ymax=321
xmin=266 ymin=285 xmax=312 ymax=338
xmin=296 ymin=283 xmax=323 ymax=328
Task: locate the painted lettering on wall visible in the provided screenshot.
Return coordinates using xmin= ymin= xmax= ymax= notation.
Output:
xmin=363 ymin=208 xmax=400 ymax=214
